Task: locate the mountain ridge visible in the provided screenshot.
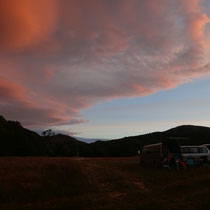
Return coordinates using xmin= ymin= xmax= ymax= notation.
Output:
xmin=1 ymin=115 xmax=210 ymax=156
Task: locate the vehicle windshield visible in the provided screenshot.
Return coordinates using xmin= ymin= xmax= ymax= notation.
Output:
xmin=205 ymin=145 xmax=210 ymax=151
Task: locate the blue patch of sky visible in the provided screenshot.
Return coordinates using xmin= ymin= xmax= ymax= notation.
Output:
xmin=202 ymin=0 xmax=210 ymax=16
xmin=80 ymin=76 xmax=210 ymax=125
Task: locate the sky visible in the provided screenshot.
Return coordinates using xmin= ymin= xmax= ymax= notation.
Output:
xmin=0 ymin=0 xmax=210 ymax=139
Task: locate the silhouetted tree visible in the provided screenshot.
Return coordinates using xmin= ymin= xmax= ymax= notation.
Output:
xmin=42 ymin=129 xmax=55 ymax=137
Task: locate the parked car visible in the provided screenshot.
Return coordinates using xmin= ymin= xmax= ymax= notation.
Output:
xmin=181 ymin=145 xmax=210 ymax=165
xmin=140 ymin=139 xmax=182 ymax=168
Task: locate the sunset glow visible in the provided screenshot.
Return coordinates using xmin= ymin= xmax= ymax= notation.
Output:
xmin=1 ymin=0 xmax=210 ymax=139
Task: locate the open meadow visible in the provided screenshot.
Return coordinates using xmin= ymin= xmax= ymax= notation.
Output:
xmin=0 ymin=157 xmax=210 ymax=210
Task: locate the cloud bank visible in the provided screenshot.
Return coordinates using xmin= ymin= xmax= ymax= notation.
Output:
xmin=0 ymin=0 xmax=209 ymax=129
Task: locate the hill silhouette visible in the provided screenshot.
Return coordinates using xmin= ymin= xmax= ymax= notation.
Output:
xmin=1 ymin=115 xmax=210 ymax=156
xmin=0 ymin=116 xmax=45 ymax=156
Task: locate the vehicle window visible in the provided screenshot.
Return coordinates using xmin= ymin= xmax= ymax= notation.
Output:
xmin=199 ymin=147 xmax=208 ymax=153
xmin=182 ymin=147 xmax=189 ymax=154
xmin=188 ymin=147 xmax=199 ymax=153
xmin=205 ymin=145 xmax=210 ymax=151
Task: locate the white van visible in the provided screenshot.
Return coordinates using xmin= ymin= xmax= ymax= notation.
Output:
xmin=181 ymin=145 xmax=210 ymax=165
xmin=202 ymin=144 xmax=210 ymax=151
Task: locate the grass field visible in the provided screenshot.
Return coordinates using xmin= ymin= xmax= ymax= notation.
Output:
xmin=0 ymin=157 xmax=210 ymax=210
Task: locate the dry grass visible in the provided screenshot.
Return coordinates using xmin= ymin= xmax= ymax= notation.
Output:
xmin=0 ymin=157 xmax=210 ymax=209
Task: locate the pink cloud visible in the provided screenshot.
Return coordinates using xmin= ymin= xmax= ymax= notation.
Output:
xmin=0 ymin=76 xmax=27 ymax=102
xmin=0 ymin=0 xmax=209 ymax=130
xmin=0 ymin=0 xmax=58 ymax=51
xmin=0 ymin=76 xmax=80 ymax=126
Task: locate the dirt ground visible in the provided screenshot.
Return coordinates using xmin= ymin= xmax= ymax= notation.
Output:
xmin=0 ymin=157 xmax=210 ymax=210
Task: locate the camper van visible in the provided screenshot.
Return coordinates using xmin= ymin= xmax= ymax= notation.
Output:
xmin=140 ymin=140 xmax=182 ymax=168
